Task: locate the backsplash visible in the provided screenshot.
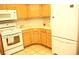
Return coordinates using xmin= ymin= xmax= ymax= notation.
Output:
xmin=16 ymin=18 xmax=51 ymax=28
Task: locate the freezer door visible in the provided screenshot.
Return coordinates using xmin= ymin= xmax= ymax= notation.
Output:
xmin=51 ymin=4 xmax=79 ymax=41
xmin=52 ymin=37 xmax=77 ymax=55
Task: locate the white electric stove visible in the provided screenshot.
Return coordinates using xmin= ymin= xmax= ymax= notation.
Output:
xmin=0 ymin=23 xmax=24 ymax=55
xmin=0 ymin=10 xmax=24 ymax=55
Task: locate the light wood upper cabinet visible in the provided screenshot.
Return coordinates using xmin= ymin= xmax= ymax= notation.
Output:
xmin=28 ymin=4 xmax=41 ymax=18
xmin=15 ymin=4 xmax=28 ymax=19
xmin=0 ymin=4 xmax=51 ymax=19
xmin=28 ymin=4 xmax=51 ymax=18
xmin=2 ymin=4 xmax=28 ymax=19
xmin=0 ymin=4 xmax=7 ymax=10
xmin=6 ymin=4 xmax=41 ymax=19
xmin=41 ymin=4 xmax=51 ymax=17
xmin=6 ymin=4 xmax=16 ymax=10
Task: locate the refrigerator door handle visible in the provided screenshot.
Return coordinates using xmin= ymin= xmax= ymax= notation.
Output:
xmin=52 ymin=16 xmax=55 ymax=18
xmin=53 ymin=37 xmax=77 ymax=44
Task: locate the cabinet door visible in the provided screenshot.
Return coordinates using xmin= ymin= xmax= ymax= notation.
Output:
xmin=15 ymin=4 xmax=28 ymax=19
xmin=31 ymin=29 xmax=40 ymax=44
xmin=0 ymin=4 xmax=7 ymax=10
xmin=6 ymin=4 xmax=28 ymax=19
xmin=40 ymin=29 xmax=47 ymax=46
xmin=22 ymin=30 xmax=31 ymax=48
xmin=28 ymin=4 xmax=41 ymax=18
xmin=46 ymin=30 xmax=52 ymax=48
xmin=41 ymin=4 xmax=51 ymax=17
xmin=6 ymin=4 xmax=16 ymax=10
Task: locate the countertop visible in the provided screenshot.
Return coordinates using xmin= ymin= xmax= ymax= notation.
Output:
xmin=18 ymin=26 xmax=51 ymax=30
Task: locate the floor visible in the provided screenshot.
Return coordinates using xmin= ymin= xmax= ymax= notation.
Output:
xmin=14 ymin=45 xmax=52 ymax=55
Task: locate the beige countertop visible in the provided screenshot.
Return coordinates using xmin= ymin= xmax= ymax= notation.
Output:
xmin=18 ymin=26 xmax=51 ymax=30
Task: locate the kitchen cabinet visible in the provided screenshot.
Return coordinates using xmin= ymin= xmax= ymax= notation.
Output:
xmin=5 ymin=4 xmax=28 ymax=19
xmin=15 ymin=4 xmax=28 ymax=19
xmin=31 ymin=29 xmax=40 ymax=44
xmin=0 ymin=4 xmax=28 ymax=19
xmin=0 ymin=4 xmax=51 ymax=19
xmin=41 ymin=4 xmax=51 ymax=17
xmin=22 ymin=29 xmax=40 ymax=47
xmin=40 ymin=29 xmax=47 ymax=46
xmin=28 ymin=4 xmax=41 ymax=18
xmin=0 ymin=4 xmax=7 ymax=9
xmin=46 ymin=30 xmax=52 ymax=48
xmin=22 ymin=28 xmax=51 ymax=48
xmin=0 ymin=35 xmax=4 ymax=55
xmin=40 ymin=29 xmax=51 ymax=48
xmin=22 ymin=29 xmax=32 ymax=47
xmin=6 ymin=4 xmax=16 ymax=10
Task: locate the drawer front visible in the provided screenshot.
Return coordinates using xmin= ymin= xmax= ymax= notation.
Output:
xmin=53 ymin=37 xmax=77 ymax=55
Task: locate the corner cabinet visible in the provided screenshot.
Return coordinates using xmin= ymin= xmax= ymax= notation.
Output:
xmin=41 ymin=4 xmax=51 ymax=17
xmin=30 ymin=29 xmax=40 ymax=44
xmin=22 ymin=28 xmax=52 ymax=48
xmin=46 ymin=30 xmax=52 ymax=48
xmin=40 ymin=29 xmax=47 ymax=46
xmin=40 ymin=29 xmax=52 ymax=48
xmin=27 ymin=4 xmax=51 ymax=18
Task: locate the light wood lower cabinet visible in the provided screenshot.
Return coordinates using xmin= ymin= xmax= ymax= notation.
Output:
xmin=22 ymin=29 xmax=52 ymax=48
xmin=40 ymin=29 xmax=47 ymax=46
xmin=22 ymin=29 xmax=32 ymax=47
xmin=32 ymin=29 xmax=40 ymax=43
xmin=31 ymin=29 xmax=39 ymax=44
xmin=46 ymin=30 xmax=52 ymax=48
xmin=40 ymin=29 xmax=52 ymax=48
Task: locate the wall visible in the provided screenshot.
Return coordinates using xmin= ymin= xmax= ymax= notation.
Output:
xmin=16 ymin=18 xmax=51 ymax=29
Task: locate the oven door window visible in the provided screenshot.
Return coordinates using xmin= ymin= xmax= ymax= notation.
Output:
xmin=7 ymin=36 xmax=20 ymax=46
xmin=14 ymin=36 xmax=20 ymax=44
xmin=2 ymin=32 xmax=23 ymax=50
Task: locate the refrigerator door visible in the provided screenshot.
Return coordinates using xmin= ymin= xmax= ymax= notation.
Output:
xmin=52 ymin=37 xmax=77 ymax=55
xmin=51 ymin=4 xmax=78 ymax=41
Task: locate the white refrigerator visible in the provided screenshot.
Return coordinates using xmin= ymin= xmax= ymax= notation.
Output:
xmin=51 ymin=4 xmax=79 ymax=55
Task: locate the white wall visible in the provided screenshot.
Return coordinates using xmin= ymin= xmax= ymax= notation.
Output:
xmin=16 ymin=18 xmax=51 ymax=28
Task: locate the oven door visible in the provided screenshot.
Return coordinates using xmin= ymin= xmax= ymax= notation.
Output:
xmin=2 ymin=32 xmax=23 ymax=51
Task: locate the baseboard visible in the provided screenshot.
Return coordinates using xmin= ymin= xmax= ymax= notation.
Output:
xmin=11 ymin=43 xmax=52 ymax=55
xmin=24 ymin=43 xmax=52 ymax=50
